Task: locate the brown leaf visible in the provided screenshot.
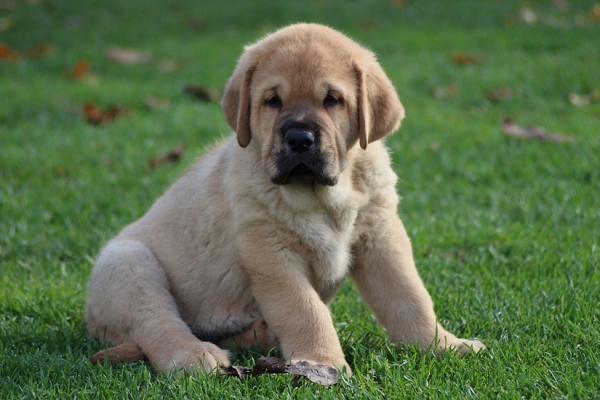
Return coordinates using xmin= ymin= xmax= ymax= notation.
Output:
xmin=0 ymin=42 xmax=20 ymax=61
xmin=144 ymin=96 xmax=171 ymax=110
xmin=591 ymin=4 xmax=600 ymax=21
xmin=186 ymin=17 xmax=205 ymax=30
xmin=450 ymin=52 xmax=480 ymax=65
xmin=82 ymin=102 xmax=124 ymax=125
xmin=502 ymin=118 xmax=574 ymax=142
xmin=391 ymin=0 xmax=408 ymax=8
xmin=106 ymin=46 xmax=152 ymax=65
xmin=184 ymin=84 xmax=220 ymax=102
xmin=149 ymin=146 xmax=185 ymax=169
xmin=69 ymin=59 xmax=90 ymax=79
xmin=253 ymin=356 xmax=288 ymax=374
xmin=220 ymin=356 xmax=339 ymax=386
xmin=431 ymin=84 xmax=458 ymax=98
xmin=220 ymin=365 xmax=252 ymax=379
xmin=485 ymin=87 xmax=513 ymax=101
xmin=26 ymin=42 xmax=53 ymax=57
xmin=157 ymin=60 xmax=183 ymax=73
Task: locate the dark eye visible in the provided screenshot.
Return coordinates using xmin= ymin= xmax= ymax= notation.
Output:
xmin=323 ymin=94 xmax=344 ymax=108
xmin=265 ymin=96 xmax=282 ymax=109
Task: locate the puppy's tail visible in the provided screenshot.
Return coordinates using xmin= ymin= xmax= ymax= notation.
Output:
xmin=89 ymin=341 xmax=145 ymax=364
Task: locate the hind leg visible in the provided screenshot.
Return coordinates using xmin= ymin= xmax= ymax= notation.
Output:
xmin=85 ymin=239 xmax=230 ymax=373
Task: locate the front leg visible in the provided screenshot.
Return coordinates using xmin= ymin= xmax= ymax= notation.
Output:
xmin=235 ymin=227 xmax=351 ymax=373
xmin=351 ymin=212 xmax=484 ymax=355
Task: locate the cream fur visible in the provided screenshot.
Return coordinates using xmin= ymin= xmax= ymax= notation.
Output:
xmin=86 ymin=23 xmax=484 ymax=376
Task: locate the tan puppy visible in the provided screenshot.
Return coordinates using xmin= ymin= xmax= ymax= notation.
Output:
xmin=86 ymin=23 xmax=484 ymax=375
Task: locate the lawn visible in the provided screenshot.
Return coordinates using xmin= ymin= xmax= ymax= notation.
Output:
xmin=1 ymin=0 xmax=599 ymax=398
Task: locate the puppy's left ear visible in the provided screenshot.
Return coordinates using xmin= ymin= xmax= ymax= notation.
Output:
xmin=354 ymin=59 xmax=405 ymax=150
xmin=221 ymin=54 xmax=256 ymax=148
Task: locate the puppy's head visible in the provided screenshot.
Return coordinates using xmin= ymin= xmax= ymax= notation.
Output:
xmin=222 ymin=23 xmax=404 ymax=186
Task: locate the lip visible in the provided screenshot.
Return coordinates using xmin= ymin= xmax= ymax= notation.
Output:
xmin=270 ymin=162 xmax=337 ymax=186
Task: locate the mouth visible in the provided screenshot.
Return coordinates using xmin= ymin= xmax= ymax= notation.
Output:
xmin=270 ymin=162 xmax=337 ymax=186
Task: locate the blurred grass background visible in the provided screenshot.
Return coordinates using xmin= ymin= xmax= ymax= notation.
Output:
xmin=1 ymin=0 xmax=599 ymax=398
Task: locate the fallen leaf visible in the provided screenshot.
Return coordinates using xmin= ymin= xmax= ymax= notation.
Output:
xmin=519 ymin=7 xmax=537 ymax=24
xmin=253 ymin=356 xmax=288 ymax=374
xmin=502 ymin=118 xmax=574 ymax=142
xmin=106 ymin=46 xmax=152 ymax=65
xmin=0 ymin=0 xmax=17 ymax=11
xmin=55 ymin=166 xmax=66 ymax=176
xmin=591 ymin=4 xmax=600 ymax=21
xmin=485 ymin=87 xmax=513 ymax=101
xmin=391 ymin=0 xmax=408 ymax=8
xmin=26 ymin=42 xmax=53 ymax=57
xmin=157 ymin=60 xmax=183 ymax=73
xmin=220 ymin=356 xmax=339 ymax=386
xmin=287 ymin=361 xmax=339 ymax=386
xmin=551 ymin=0 xmax=569 ymax=11
xmin=69 ymin=59 xmax=90 ymax=78
xmin=0 ymin=16 xmax=14 ymax=32
xmin=450 ymin=52 xmax=480 ymax=65
xmin=149 ymin=146 xmax=185 ymax=169
xmin=82 ymin=102 xmax=124 ymax=125
xmin=144 ymin=96 xmax=171 ymax=110
xmin=183 ymin=84 xmax=220 ymax=102
xmin=0 ymin=42 xmax=20 ymax=61
xmin=186 ymin=17 xmax=205 ymax=30
xmin=569 ymin=89 xmax=600 ymax=106
xmin=431 ymin=84 xmax=458 ymax=98
xmin=358 ymin=20 xmax=378 ymax=31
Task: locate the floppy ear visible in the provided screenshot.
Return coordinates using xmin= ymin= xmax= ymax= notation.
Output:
xmin=354 ymin=60 xmax=405 ymax=150
xmin=221 ymin=55 xmax=256 ymax=148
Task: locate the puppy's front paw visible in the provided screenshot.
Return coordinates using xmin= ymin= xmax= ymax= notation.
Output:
xmin=162 ymin=342 xmax=231 ymax=375
xmin=437 ymin=337 xmax=485 ymax=355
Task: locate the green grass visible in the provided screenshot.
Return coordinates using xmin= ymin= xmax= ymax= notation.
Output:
xmin=1 ymin=0 xmax=599 ymax=398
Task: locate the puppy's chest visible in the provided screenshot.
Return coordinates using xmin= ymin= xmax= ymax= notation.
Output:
xmin=290 ymin=207 xmax=357 ymax=289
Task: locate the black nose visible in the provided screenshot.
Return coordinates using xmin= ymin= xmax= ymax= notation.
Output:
xmin=285 ymin=129 xmax=315 ymax=153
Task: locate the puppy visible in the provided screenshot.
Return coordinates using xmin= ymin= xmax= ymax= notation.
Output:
xmin=86 ymin=23 xmax=484 ymax=375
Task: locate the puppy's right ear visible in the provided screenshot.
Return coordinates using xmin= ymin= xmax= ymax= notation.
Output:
xmin=221 ymin=55 xmax=256 ymax=148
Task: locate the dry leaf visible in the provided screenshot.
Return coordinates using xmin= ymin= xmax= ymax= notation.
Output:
xmin=502 ymin=118 xmax=574 ymax=142
xmin=519 ymin=7 xmax=537 ymax=24
xmin=157 ymin=60 xmax=183 ymax=73
xmin=55 ymin=166 xmax=66 ymax=176
xmin=0 ymin=42 xmax=20 ymax=61
xmin=569 ymin=90 xmax=600 ymax=106
xmin=391 ymin=0 xmax=408 ymax=8
xmin=0 ymin=16 xmax=14 ymax=32
xmin=106 ymin=46 xmax=152 ymax=65
xmin=551 ymin=0 xmax=569 ymax=11
xmin=149 ymin=146 xmax=185 ymax=169
xmin=220 ymin=356 xmax=339 ymax=386
xmin=184 ymin=84 xmax=220 ymax=102
xmin=591 ymin=4 xmax=600 ymax=21
xmin=431 ymin=84 xmax=458 ymax=98
xmin=82 ymin=102 xmax=124 ymax=125
xmin=451 ymin=52 xmax=480 ymax=65
xmin=485 ymin=87 xmax=513 ymax=101
xmin=26 ymin=42 xmax=53 ymax=57
xmin=69 ymin=59 xmax=90 ymax=78
xmin=144 ymin=96 xmax=171 ymax=110
xmin=287 ymin=361 xmax=339 ymax=386
xmin=186 ymin=17 xmax=205 ymax=30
